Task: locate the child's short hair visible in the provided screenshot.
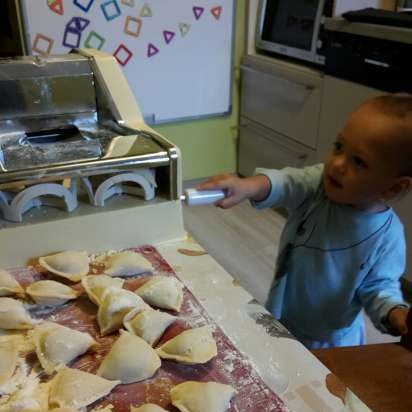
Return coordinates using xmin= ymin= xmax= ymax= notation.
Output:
xmin=366 ymin=94 xmax=412 ymax=177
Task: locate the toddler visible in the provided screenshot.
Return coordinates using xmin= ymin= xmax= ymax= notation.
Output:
xmin=200 ymin=95 xmax=411 ymax=348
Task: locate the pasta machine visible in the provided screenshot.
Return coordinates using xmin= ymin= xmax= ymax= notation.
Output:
xmin=0 ymin=49 xmax=185 ymax=265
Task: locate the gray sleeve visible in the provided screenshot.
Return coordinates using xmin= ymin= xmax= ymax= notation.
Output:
xmin=251 ymin=164 xmax=324 ymax=211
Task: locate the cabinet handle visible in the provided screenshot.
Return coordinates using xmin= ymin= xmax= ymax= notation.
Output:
xmin=240 ymin=64 xmax=316 ymax=91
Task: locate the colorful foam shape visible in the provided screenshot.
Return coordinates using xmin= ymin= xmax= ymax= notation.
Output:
xmin=32 ymin=33 xmax=54 ymax=56
xmin=73 ymin=0 xmax=95 ymax=13
xmin=124 ymin=16 xmax=142 ymax=37
xmin=84 ymin=30 xmax=105 ymax=50
xmin=101 ymin=0 xmax=121 ymax=21
xmin=147 ymin=43 xmax=159 ymax=58
xmin=67 ymin=16 xmax=90 ymax=32
xmin=48 ymin=0 xmax=64 ymax=16
xmin=121 ymin=0 xmax=134 ymax=6
xmin=193 ymin=6 xmax=204 ymax=20
xmin=211 ymin=6 xmax=222 ymax=20
xmin=63 ymin=27 xmax=82 ymax=48
xmin=140 ymin=3 xmax=152 ymax=17
xmin=163 ymin=30 xmax=175 ymax=44
xmin=179 ymin=23 xmax=190 ymax=37
xmin=114 ymin=44 xmax=133 ymax=66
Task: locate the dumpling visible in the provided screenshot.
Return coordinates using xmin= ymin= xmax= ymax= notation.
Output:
xmin=26 ymin=280 xmax=78 ymax=306
xmin=49 ymin=367 xmax=120 ymax=409
xmin=130 ymin=405 xmax=169 ymax=412
xmin=170 ymin=381 xmax=235 ymax=412
xmin=81 ymin=274 xmax=124 ymax=305
xmin=38 ymin=250 xmax=89 ymax=282
xmin=156 ymin=326 xmax=217 ymax=365
xmin=135 ymin=276 xmax=184 ymax=311
xmin=0 ymin=337 xmax=18 ymax=387
xmin=97 ymin=286 xmax=149 ymax=336
xmin=0 ymin=297 xmax=34 ymax=330
xmin=123 ymin=308 xmax=176 ymax=346
xmin=29 ymin=322 xmax=96 ymax=374
xmin=97 ymin=330 xmax=161 ymax=384
xmin=0 ymin=269 xmax=24 ymax=297
xmin=102 ymin=251 xmax=154 ymax=277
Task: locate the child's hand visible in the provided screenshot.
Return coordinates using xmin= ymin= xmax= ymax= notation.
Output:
xmin=197 ymin=174 xmax=271 ymax=209
xmin=388 ymin=306 xmax=409 ymax=335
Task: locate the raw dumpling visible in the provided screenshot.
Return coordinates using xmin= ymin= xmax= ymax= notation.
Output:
xmin=102 ymin=251 xmax=154 ymax=277
xmin=170 ymin=381 xmax=235 ymax=412
xmin=97 ymin=330 xmax=161 ymax=384
xmin=0 ymin=337 xmax=18 ymax=387
xmin=0 ymin=297 xmax=34 ymax=330
xmin=81 ymin=274 xmax=124 ymax=305
xmin=135 ymin=276 xmax=184 ymax=311
xmin=156 ymin=326 xmax=217 ymax=364
xmin=97 ymin=286 xmax=149 ymax=336
xmin=130 ymin=405 xmax=169 ymax=412
xmin=30 ymin=322 xmax=96 ymax=374
xmin=0 ymin=269 xmax=24 ymax=297
xmin=49 ymin=367 xmax=120 ymax=409
xmin=38 ymin=250 xmax=89 ymax=282
xmin=123 ymin=308 xmax=176 ymax=346
xmin=26 ymin=280 xmax=78 ymax=306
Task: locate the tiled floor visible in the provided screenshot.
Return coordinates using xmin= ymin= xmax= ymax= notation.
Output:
xmin=183 ymin=195 xmax=399 ymax=345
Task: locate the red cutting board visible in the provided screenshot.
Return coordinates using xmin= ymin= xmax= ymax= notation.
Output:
xmin=11 ymin=245 xmax=289 ymax=412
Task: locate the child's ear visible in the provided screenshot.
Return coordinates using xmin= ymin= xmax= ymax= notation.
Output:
xmin=382 ymin=177 xmax=411 ymax=201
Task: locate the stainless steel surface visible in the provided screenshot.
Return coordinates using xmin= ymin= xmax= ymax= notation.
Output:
xmin=0 ymin=51 xmax=180 ymax=200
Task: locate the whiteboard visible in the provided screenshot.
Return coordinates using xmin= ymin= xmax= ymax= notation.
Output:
xmin=21 ymin=0 xmax=235 ymax=124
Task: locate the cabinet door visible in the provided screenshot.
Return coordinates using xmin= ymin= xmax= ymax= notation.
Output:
xmin=318 ymin=76 xmax=412 ymax=281
xmin=238 ymin=118 xmax=315 ymax=177
xmin=240 ymin=63 xmax=322 ymax=149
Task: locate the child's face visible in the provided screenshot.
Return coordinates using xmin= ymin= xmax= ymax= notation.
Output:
xmin=323 ymin=105 xmax=404 ymax=209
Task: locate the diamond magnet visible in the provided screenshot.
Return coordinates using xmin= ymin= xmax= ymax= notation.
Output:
xmin=124 ymin=16 xmax=142 ymax=37
xmin=32 ymin=33 xmax=54 ymax=56
xmin=84 ymin=31 xmax=105 ymax=50
xmin=101 ymin=0 xmax=121 ymax=21
xmin=113 ymin=44 xmax=133 ymax=66
xmin=63 ymin=27 xmax=82 ymax=48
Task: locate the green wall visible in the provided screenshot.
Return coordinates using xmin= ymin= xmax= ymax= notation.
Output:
xmin=154 ymin=2 xmax=246 ymax=180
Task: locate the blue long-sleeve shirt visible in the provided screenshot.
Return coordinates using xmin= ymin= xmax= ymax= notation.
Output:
xmin=252 ymin=164 xmax=407 ymax=348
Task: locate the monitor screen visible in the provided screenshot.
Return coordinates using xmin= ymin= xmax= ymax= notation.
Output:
xmin=261 ymin=0 xmax=320 ymax=51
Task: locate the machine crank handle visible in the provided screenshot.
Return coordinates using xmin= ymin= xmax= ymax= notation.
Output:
xmin=181 ymin=189 xmax=225 ymax=207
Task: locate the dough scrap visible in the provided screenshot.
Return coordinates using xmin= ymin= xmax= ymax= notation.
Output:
xmin=26 ymin=280 xmax=78 ymax=306
xmin=156 ymin=326 xmax=217 ymax=364
xmin=97 ymin=330 xmax=161 ymax=384
xmin=135 ymin=276 xmax=183 ymax=311
xmin=0 ymin=297 xmax=34 ymax=330
xmin=170 ymin=381 xmax=235 ymax=412
xmin=0 ymin=337 xmax=18 ymax=388
xmin=130 ymin=404 xmax=169 ymax=412
xmin=97 ymin=286 xmax=149 ymax=336
xmin=30 ymin=322 xmax=96 ymax=375
xmin=48 ymin=367 xmax=120 ymax=409
xmin=0 ymin=269 xmax=24 ymax=297
xmin=81 ymin=274 xmax=124 ymax=305
xmin=102 ymin=251 xmax=153 ymax=277
xmin=123 ymin=308 xmax=176 ymax=346
xmin=38 ymin=250 xmax=89 ymax=282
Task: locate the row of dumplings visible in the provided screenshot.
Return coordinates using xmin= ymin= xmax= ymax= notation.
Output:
xmin=28 ymin=366 xmax=235 ymax=412
xmin=0 ymin=251 xmax=235 ymax=411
